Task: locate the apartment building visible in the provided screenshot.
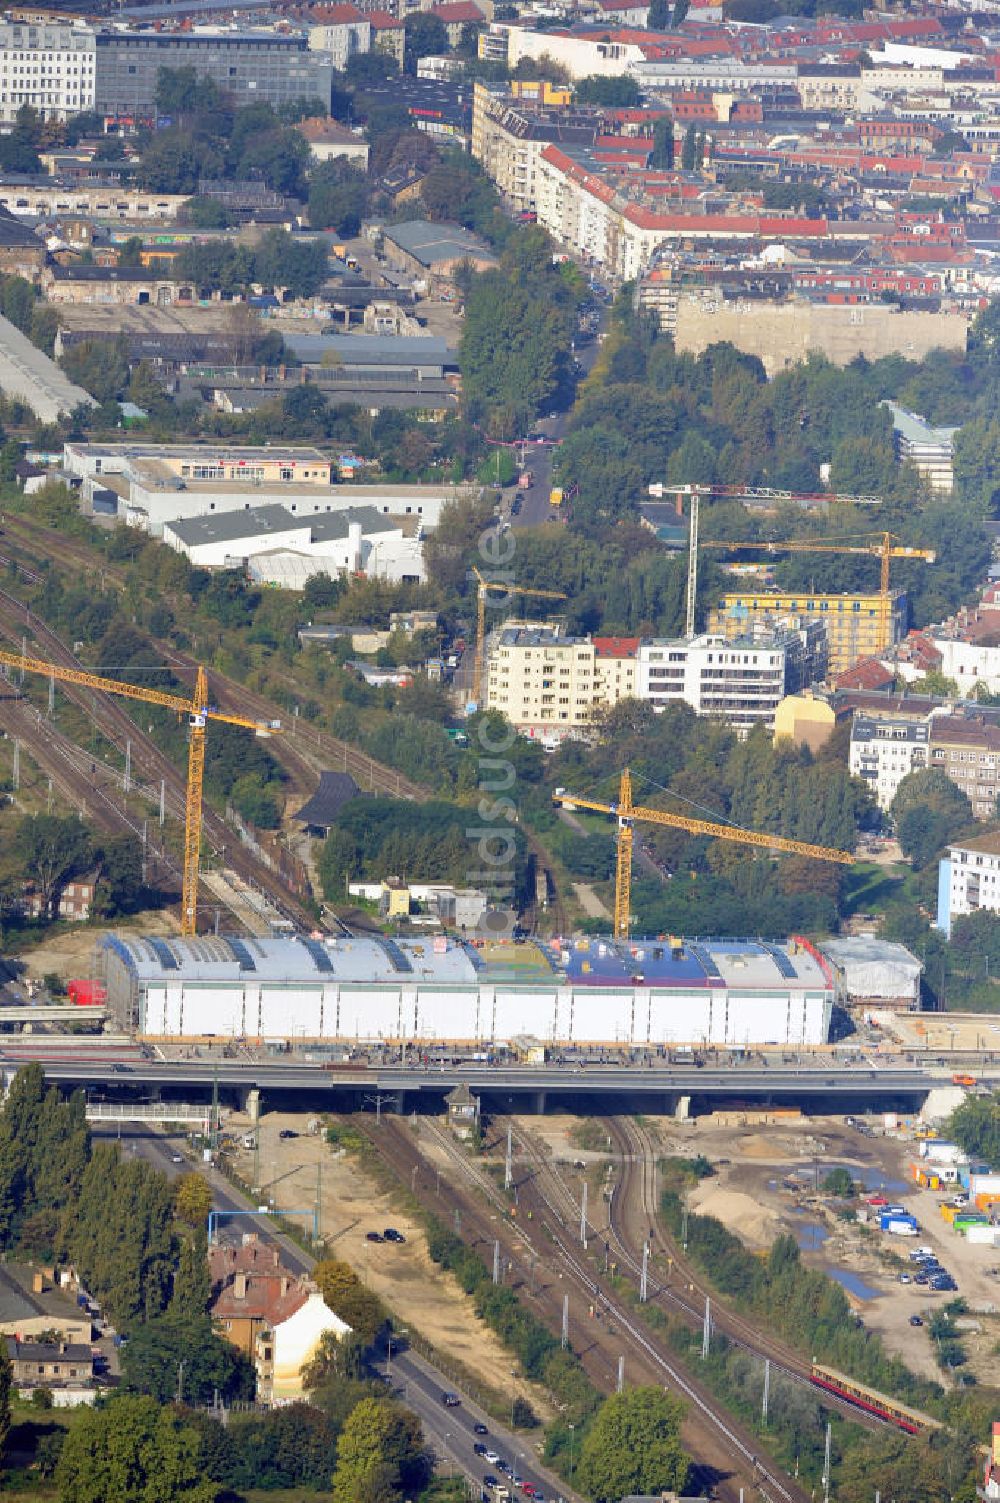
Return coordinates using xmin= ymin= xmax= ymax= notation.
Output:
xmin=472 ymin=85 xmax=597 ymax=215
xmin=937 ymin=831 xmax=1000 ymax=936
xmin=308 ymin=6 xmax=372 ymax=71
xmin=849 ymin=714 xmax=930 ymax=810
xmin=485 ymin=622 xmax=823 ymax=740
xmin=929 ymin=714 xmax=1000 ymax=820
xmin=486 ymin=624 xmax=606 ymax=740
xmin=708 ymin=590 xmax=907 ymax=676
xmin=594 ymin=635 xmax=639 ymax=703
xmin=637 ymin=620 xmax=825 ymax=733
xmin=0 ymin=19 xmax=94 ymax=123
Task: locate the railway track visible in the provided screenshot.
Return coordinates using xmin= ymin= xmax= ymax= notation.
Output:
xmin=372 ymin=1111 xmax=809 ymax=1503
xmin=0 ymin=589 xmax=316 ymax=933
xmin=0 ymin=514 xmax=429 ymax=803
xmin=604 ymin=1118 xmax=882 ymax=1434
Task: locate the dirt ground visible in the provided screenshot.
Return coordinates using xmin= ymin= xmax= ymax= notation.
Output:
xmin=226 ymin=1108 xmax=554 ymax=1419
xmin=523 ymin=1112 xmax=1000 ymax=1386
xmin=882 ymin=1011 xmax=1000 ymax=1054
xmin=18 ymin=911 xmax=175 ymax=983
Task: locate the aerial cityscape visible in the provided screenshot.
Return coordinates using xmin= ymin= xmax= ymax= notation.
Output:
xmin=2 ymin=0 xmax=1000 ymax=1498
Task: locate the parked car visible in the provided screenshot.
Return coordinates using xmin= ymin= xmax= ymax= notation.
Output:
xmin=484 ymin=1478 xmax=499 ymax=1491
xmin=474 ymin=1424 xmax=489 ymax=1436
xmin=384 ymin=1228 xmax=406 ymax=1244
xmin=279 ymin=1129 xmax=299 ymax=1140
xmin=474 ymin=1444 xmax=488 ymax=1457
xmin=366 ymin=1232 xmax=384 ymax=1243
xmin=898 ymin=1273 xmax=911 ymax=1284
xmin=909 ymin=1315 xmax=923 ymax=1327
xmin=441 ymin=1392 xmax=461 ymax=1407
xmin=484 ymin=1452 xmax=500 ymax=1466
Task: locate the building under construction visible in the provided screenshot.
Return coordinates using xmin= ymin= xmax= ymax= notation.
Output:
xmin=100 ymin=931 xmax=836 ymax=1048
xmin=708 ymin=590 xmax=908 ymax=675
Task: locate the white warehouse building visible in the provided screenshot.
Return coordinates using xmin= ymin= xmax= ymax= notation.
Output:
xmin=101 ymin=932 xmax=835 ymax=1047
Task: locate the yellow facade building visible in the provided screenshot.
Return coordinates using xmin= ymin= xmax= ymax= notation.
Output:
xmin=708 ymin=591 xmax=906 ymax=675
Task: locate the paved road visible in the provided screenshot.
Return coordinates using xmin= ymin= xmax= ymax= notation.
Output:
xmin=97 ymin=1125 xmax=581 ymax=1503
xmin=46 ymin=1058 xmax=963 ymax=1103
xmin=508 ymin=303 xmax=607 ymax=531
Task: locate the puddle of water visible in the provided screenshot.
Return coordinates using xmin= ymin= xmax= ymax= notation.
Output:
xmin=826 ymin=1266 xmax=879 ymax=1301
xmin=833 ymin=1164 xmax=909 ymax=1195
xmin=792 ymin=1220 xmax=829 ymax=1249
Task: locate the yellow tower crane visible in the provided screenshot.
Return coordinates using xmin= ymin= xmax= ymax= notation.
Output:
xmin=471 ymin=565 xmax=567 ymax=703
xmin=700 ymin=532 xmax=936 ymax=652
xmin=0 ymin=650 xmax=278 ymax=936
xmin=554 ymin=769 xmax=853 ymax=943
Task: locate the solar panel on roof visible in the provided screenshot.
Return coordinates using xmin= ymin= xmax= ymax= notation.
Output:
xmin=149 ymin=938 xmax=179 ymax=971
xmin=375 ymin=937 xmax=413 ymax=973
xmin=688 ymin=943 xmax=721 ymax=980
xmin=301 ymin=938 xmax=335 ymax=974
xmin=763 ymin=943 xmax=797 ymax=979
xmin=227 ymin=939 xmax=257 ymax=972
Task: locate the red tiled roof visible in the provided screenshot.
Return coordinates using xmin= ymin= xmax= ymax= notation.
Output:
xmin=834 ymin=657 xmax=894 ymax=692
xmin=310 ymin=2 xmax=367 ymax=20
xmin=367 ymin=10 xmax=403 ymax=27
xmin=211 ymin=1272 xmax=310 ymax=1327
xmin=430 ymin=0 xmax=486 ymax=20
xmin=594 ymin=635 xmax=640 ymax=658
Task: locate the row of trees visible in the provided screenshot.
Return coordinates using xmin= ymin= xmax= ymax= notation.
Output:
xmin=318 ymin=794 xmax=534 ymax=912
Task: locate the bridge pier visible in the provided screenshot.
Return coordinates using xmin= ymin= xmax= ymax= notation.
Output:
xmin=674 ymin=1095 xmax=690 ymax=1121
xmin=534 ymin=1091 xmax=546 ymax=1115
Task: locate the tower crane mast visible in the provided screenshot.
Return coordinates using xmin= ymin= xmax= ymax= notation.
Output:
xmin=0 ymin=647 xmax=278 ymax=936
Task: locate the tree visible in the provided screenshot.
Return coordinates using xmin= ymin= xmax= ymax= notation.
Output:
xmin=315 ymin=1257 xmax=388 ymax=1345
xmin=154 ymin=66 xmax=222 ymax=120
xmin=0 ymin=1336 xmax=10 ymax=1462
xmin=404 ymin=13 xmax=448 ymax=70
xmin=117 ymin=237 xmax=144 ymax=268
xmin=174 ymin=1173 xmax=212 ymax=1228
xmin=60 ymin=338 xmax=130 ymax=404
xmin=346 ymin=51 xmax=398 ymax=84
xmin=576 ymin=1388 xmax=690 ymax=1502
xmin=181 ymin=196 xmax=233 ymax=229
xmin=137 ymin=129 xmax=223 ymax=195
xmin=15 ymin=814 xmax=93 ymax=919
xmin=56 ymin=1393 xmax=219 ymax=1503
xmin=332 ymin=1397 xmax=429 ymax=1503
xmin=646 ymin=0 xmax=670 ymax=24
xmin=650 ymin=116 xmax=674 ymax=169
xmin=170 ymin=1229 xmax=212 ymax=1321
xmin=574 ymin=76 xmax=642 ymax=107
xmin=254 ymin=229 xmax=330 ymax=299
xmin=891 ymin=767 xmax=973 ymax=869
xmin=948 ymin=1092 xmax=1000 ymax=1169
xmin=309 ymin=164 xmax=369 ymax=236
xmin=121 ymin=1314 xmax=254 ymax=1407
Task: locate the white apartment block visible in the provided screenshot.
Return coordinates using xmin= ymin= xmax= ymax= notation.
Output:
xmin=638 ymin=633 xmax=787 ymax=734
xmin=0 ymin=20 xmax=95 ymax=123
xmin=849 ymin=714 xmax=930 ymax=811
xmin=937 ymin=832 xmax=1000 ymax=937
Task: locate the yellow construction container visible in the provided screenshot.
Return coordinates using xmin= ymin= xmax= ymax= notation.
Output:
xmin=941 ymin=1203 xmax=959 ymax=1224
